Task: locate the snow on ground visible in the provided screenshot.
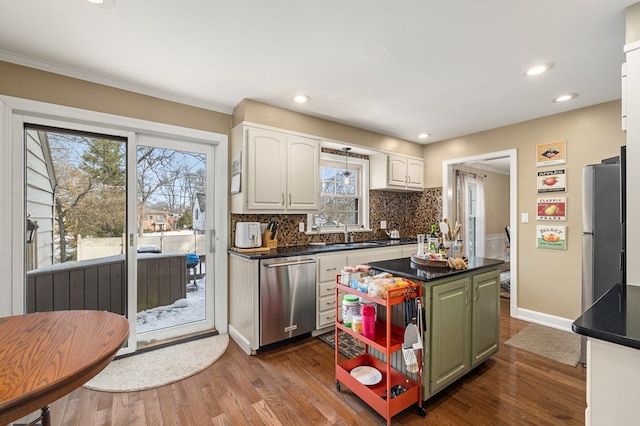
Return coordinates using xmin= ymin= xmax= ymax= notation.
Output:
xmin=136 ymin=276 xmax=206 ymax=333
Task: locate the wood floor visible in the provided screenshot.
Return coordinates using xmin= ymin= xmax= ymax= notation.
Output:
xmin=42 ymin=298 xmax=586 ymax=425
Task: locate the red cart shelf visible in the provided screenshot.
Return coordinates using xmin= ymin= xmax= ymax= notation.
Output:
xmin=334 ymin=276 xmax=425 ymax=425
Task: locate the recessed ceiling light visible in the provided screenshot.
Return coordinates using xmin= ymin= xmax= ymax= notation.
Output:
xmin=524 ymin=62 xmax=554 ymax=76
xmin=85 ymin=0 xmax=115 ymax=8
xmin=552 ymin=93 xmax=579 ymax=103
xmin=418 ymin=133 xmax=430 ymax=139
xmin=292 ymin=94 xmax=310 ymax=104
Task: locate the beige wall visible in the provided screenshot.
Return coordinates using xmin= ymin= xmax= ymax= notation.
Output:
xmin=0 ymin=61 xmax=231 ymax=134
xmin=233 ymin=99 xmax=423 ymax=158
xmin=424 ymin=101 xmax=625 ymax=320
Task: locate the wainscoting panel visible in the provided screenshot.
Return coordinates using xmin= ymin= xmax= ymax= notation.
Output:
xmin=484 ymin=233 xmax=509 ymax=260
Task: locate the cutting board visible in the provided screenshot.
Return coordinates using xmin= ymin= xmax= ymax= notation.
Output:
xmin=231 ymin=246 xmax=275 ymax=253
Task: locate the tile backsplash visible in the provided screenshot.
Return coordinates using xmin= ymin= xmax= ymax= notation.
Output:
xmin=231 ymin=187 xmax=442 ymax=247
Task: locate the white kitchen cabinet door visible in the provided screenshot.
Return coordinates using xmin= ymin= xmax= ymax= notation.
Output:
xmin=244 ymin=127 xmax=320 ymax=212
xmin=370 ymin=153 xmax=424 ymax=191
xmin=246 ymin=128 xmax=286 ymax=210
xmin=287 ymin=135 xmax=320 ymax=210
xmin=388 ymin=155 xmax=409 ymax=186
xmin=406 ymin=157 xmax=425 ymax=188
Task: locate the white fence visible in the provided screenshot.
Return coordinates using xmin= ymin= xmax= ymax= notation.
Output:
xmin=76 ymin=231 xmax=206 ymax=260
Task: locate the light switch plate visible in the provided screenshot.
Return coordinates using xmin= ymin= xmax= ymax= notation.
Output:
xmin=380 ymin=220 xmax=387 ymax=229
xmin=299 ymin=222 xmax=305 ymax=232
xmin=521 ymin=213 xmax=529 ymax=223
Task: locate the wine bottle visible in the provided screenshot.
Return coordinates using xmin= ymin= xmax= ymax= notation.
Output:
xmin=438 ymin=237 xmax=447 ymax=258
xmin=428 ymin=224 xmax=439 ymax=254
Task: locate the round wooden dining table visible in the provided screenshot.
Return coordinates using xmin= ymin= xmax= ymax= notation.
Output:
xmin=0 ymin=310 xmax=129 ymax=426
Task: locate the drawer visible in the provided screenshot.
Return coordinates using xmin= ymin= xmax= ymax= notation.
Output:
xmin=318 ymin=253 xmax=347 ymax=282
xmin=319 ymin=281 xmax=335 ymax=298
xmin=318 ymin=295 xmax=335 ymax=312
xmin=317 ymin=310 xmax=336 ymax=328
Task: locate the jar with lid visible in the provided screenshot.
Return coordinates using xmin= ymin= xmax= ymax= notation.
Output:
xmin=453 ymin=239 xmax=463 ymax=258
xmin=351 ymin=315 xmax=363 ymax=334
xmin=342 ymin=294 xmax=360 ymax=328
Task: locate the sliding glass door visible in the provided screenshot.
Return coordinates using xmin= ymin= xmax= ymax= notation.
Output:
xmin=133 ymin=134 xmax=215 ymax=344
xmin=22 ymin=118 xmax=218 ymax=352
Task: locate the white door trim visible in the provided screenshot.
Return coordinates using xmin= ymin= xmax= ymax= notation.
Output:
xmin=442 ymin=149 xmax=518 ymax=317
xmin=0 ymin=95 xmax=228 ymax=352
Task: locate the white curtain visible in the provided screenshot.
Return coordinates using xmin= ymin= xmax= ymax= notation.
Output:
xmin=456 ymin=170 xmax=486 ymax=258
xmin=456 ymin=170 xmax=467 ymax=239
xmin=476 ymin=174 xmax=486 ymax=257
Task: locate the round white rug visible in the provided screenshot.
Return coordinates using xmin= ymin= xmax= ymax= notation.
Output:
xmin=84 ymin=334 xmax=229 ymax=392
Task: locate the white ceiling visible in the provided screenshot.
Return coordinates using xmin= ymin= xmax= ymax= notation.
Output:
xmin=0 ymin=0 xmax=634 ymax=144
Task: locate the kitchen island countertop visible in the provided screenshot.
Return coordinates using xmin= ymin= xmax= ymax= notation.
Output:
xmin=366 ymin=256 xmax=504 ymax=282
xmin=572 ymin=283 xmax=640 ymax=350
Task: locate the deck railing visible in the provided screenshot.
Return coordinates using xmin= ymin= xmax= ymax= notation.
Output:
xmin=26 ymin=254 xmax=189 ymax=314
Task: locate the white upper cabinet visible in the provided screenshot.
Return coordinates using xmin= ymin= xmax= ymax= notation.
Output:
xmin=287 ymin=134 xmax=320 ymax=210
xmin=231 ymin=125 xmax=320 ymax=213
xmin=370 ymin=153 xmax=424 ymax=191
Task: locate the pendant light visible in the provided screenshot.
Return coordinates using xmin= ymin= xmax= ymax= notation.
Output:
xmin=342 ymin=147 xmax=352 ymax=185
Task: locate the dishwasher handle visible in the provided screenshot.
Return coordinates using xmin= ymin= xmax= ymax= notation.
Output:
xmin=264 ymin=259 xmax=316 ymax=268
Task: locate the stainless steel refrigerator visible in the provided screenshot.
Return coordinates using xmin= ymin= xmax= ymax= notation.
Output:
xmin=581 ymin=151 xmax=626 ymax=363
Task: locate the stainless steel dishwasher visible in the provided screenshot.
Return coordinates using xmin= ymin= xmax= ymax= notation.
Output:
xmin=260 ymin=256 xmax=317 ymax=346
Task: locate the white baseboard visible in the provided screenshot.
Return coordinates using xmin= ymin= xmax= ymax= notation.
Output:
xmin=228 ymin=324 xmax=255 ymax=355
xmin=514 ymin=307 xmax=575 ymax=333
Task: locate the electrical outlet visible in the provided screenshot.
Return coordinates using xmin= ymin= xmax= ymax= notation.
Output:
xmin=380 ymin=220 xmax=387 ymax=230
xmin=299 ymin=222 xmax=305 ymax=232
xmin=521 ymin=213 xmax=529 ymax=223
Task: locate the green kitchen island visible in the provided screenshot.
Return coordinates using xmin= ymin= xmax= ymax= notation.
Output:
xmin=365 ymin=256 xmax=504 ymax=401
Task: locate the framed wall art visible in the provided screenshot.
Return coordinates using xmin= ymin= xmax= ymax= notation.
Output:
xmin=537 ymin=197 xmax=567 ymax=221
xmin=536 ymin=225 xmax=567 ymax=250
xmin=537 ymin=169 xmax=567 ymax=193
xmin=536 ymin=140 xmax=566 ymax=167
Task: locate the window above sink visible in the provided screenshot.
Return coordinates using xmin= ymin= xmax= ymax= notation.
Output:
xmin=306 ymin=151 xmax=371 ymax=234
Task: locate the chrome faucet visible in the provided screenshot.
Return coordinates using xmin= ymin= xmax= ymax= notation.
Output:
xmin=337 ymin=213 xmax=349 ymax=243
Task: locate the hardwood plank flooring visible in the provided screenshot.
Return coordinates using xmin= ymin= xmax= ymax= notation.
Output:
xmin=42 ymin=298 xmax=586 ymax=425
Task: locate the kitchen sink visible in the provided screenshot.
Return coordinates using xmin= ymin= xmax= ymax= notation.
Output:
xmin=330 ymin=241 xmax=391 ymax=248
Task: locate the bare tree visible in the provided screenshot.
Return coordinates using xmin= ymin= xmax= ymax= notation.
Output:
xmin=136 ymin=147 xmax=177 ymax=236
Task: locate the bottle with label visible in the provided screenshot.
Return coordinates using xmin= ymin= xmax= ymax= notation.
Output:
xmin=438 ymin=237 xmax=447 ymax=258
xmin=428 ymin=224 xmax=439 ymax=254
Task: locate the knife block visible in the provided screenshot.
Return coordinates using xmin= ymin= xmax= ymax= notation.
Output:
xmin=262 ymin=230 xmax=278 ymax=248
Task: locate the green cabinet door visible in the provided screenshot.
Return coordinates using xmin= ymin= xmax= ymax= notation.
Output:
xmin=430 ymin=277 xmax=471 ymax=393
xmin=471 ymin=270 xmax=500 ymax=367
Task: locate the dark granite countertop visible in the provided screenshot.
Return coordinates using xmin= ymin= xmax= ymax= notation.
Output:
xmin=366 ymin=256 xmax=504 ymax=282
xmin=227 ymin=238 xmax=418 ymax=259
xmin=572 ymin=283 xmax=640 ymax=350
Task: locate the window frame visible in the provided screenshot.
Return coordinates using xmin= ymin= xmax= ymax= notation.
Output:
xmin=307 ymin=152 xmax=370 ymax=234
